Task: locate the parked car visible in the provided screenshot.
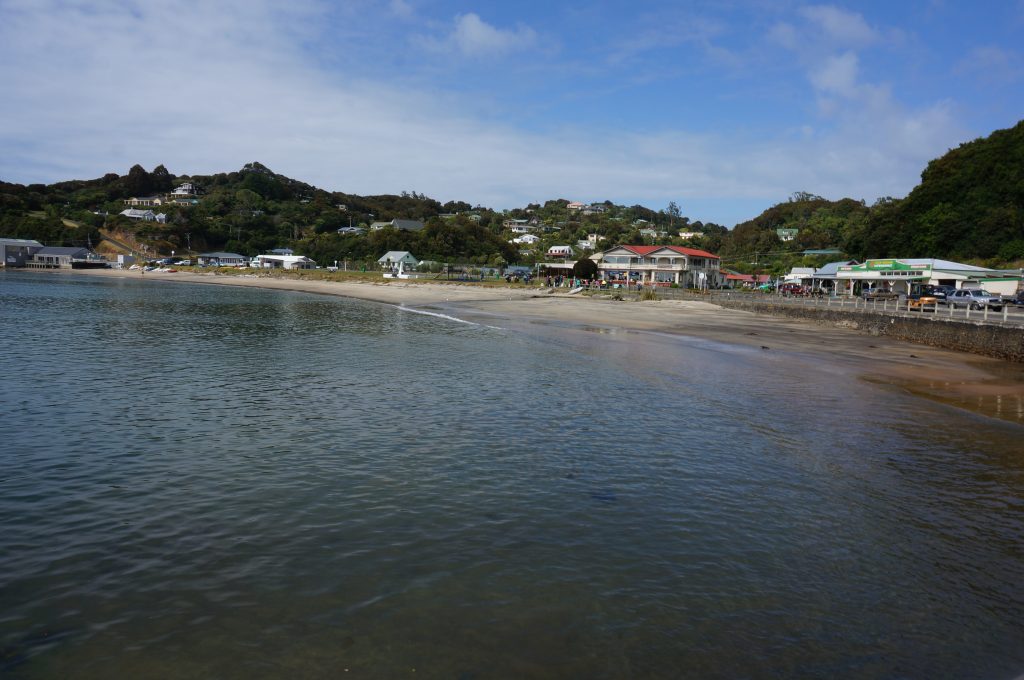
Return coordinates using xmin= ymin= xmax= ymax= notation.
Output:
xmin=922 ymin=284 xmax=956 ymax=301
xmin=861 ymin=288 xmax=899 ymax=301
xmin=779 ymin=283 xmax=807 ymax=296
xmin=946 ymin=288 xmax=1003 ymax=311
xmin=907 ymin=293 xmax=939 ymax=311
xmin=1002 ymin=290 xmax=1024 ymax=307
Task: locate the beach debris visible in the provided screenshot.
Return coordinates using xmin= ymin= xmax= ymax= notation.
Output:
xmin=760 ymin=345 xmax=770 ymax=350
xmin=909 ymin=354 xmax=919 ymax=358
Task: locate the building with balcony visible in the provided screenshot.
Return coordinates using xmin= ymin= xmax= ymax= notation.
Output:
xmin=598 ymin=245 xmax=721 ymax=288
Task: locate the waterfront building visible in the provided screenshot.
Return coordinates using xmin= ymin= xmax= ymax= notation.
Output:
xmin=833 ymin=258 xmax=1022 ymax=296
xmin=377 ymin=251 xmax=419 ymax=268
xmin=197 ymin=252 xmax=248 ymax=267
xmin=0 ymin=238 xmax=43 ymax=267
xmin=598 ymin=245 xmax=721 ymax=287
xmin=252 ymin=254 xmax=316 ymax=270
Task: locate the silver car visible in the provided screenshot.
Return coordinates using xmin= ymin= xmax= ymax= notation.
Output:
xmin=946 ymin=288 xmax=1003 ymax=311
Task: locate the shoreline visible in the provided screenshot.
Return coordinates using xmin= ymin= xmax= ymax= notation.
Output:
xmin=33 ymin=267 xmax=1024 ymax=425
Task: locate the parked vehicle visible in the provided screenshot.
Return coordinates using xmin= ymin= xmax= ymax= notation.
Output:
xmin=907 ymin=294 xmax=939 ymax=311
xmin=922 ymin=284 xmax=956 ymax=301
xmin=779 ymin=283 xmax=807 ymax=296
xmin=1002 ymin=290 xmax=1024 ymax=307
xmin=861 ymin=288 xmax=899 ymax=301
xmin=946 ymin=288 xmax=1004 ymax=311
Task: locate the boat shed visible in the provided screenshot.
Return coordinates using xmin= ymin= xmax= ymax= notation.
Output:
xmin=29 ymin=246 xmax=95 ymax=269
xmin=0 ymin=238 xmax=43 ymax=267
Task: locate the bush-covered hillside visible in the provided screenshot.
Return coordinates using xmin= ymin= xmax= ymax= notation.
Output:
xmin=3 ymin=119 xmax=1021 ymax=269
xmin=0 ymin=163 xmax=724 ymax=266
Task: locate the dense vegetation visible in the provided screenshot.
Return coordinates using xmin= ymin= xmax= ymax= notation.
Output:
xmin=719 ymin=120 xmax=1024 ymax=274
xmin=2 ymin=119 xmax=1021 ymax=271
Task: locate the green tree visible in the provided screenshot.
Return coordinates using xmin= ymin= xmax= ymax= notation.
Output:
xmin=573 ymin=257 xmax=598 ymax=279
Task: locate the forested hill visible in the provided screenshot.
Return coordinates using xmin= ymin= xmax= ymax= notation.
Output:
xmin=717 ymin=119 xmax=1024 ymax=271
xmin=1 ymin=119 xmax=1022 ymax=270
xmin=0 ymin=162 xmax=724 ymax=266
xmin=863 ymin=119 xmax=1024 ymax=262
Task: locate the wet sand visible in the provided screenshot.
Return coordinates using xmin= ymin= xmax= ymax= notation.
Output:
xmin=67 ymin=268 xmax=1024 ymax=425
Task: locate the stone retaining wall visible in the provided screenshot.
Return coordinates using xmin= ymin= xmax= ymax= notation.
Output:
xmin=716 ymin=300 xmax=1024 ymax=363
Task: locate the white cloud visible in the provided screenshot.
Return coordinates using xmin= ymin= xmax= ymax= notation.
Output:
xmin=389 ymin=0 xmax=414 ymax=20
xmin=425 ymin=13 xmax=538 ymax=57
xmin=0 ymin=0 xmax=971 ymax=227
xmin=798 ymin=5 xmax=879 ymax=47
xmin=809 ymin=51 xmax=860 ymax=96
xmin=955 ymin=45 xmax=1023 ymax=82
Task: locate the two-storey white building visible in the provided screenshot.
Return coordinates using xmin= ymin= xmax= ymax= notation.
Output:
xmin=598 ymin=245 xmax=721 ymax=288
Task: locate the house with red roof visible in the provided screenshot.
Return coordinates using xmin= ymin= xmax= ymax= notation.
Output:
xmin=722 ymin=272 xmax=772 ymax=288
xmin=598 ymin=245 xmax=721 ymax=288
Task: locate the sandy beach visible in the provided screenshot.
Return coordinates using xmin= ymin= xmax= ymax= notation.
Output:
xmin=63 ymin=267 xmax=1024 ymax=424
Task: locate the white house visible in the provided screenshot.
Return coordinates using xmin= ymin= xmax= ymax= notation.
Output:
xmin=252 ymin=254 xmax=316 ymax=269
xmin=377 ymin=251 xmax=419 ymax=267
xmin=503 ymin=219 xmax=533 ymax=232
xmin=170 ymin=182 xmax=198 ymax=197
xmin=510 ymin=234 xmax=540 ymax=245
xmin=784 ymin=267 xmax=816 ymax=284
xmin=547 ymin=245 xmax=574 ymax=258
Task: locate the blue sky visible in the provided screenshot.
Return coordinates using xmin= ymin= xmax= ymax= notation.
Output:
xmin=1 ymin=0 xmax=1021 ymax=227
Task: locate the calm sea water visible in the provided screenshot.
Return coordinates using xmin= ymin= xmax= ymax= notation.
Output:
xmin=1 ymin=270 xmax=1022 ymax=679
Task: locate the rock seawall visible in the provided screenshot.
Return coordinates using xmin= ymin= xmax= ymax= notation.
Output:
xmin=716 ymin=300 xmax=1024 ymax=363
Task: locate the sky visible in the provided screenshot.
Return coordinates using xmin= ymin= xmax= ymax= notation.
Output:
xmin=1 ymin=0 xmax=1022 ymax=227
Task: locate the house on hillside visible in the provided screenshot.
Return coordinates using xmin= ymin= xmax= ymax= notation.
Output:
xmin=547 ymin=245 xmax=574 ymax=258
xmin=123 ymin=196 xmax=163 ymax=207
xmin=598 ymin=245 xmax=721 ymax=288
xmin=777 ymin=228 xmax=799 ymax=242
xmin=170 ymin=182 xmax=199 ymax=197
xmin=503 ymin=219 xmax=533 ymax=233
xmin=120 ymin=208 xmax=158 ymax=221
xmin=370 ymin=219 xmax=425 ymax=232
xmin=511 ymin=234 xmax=540 ymax=245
